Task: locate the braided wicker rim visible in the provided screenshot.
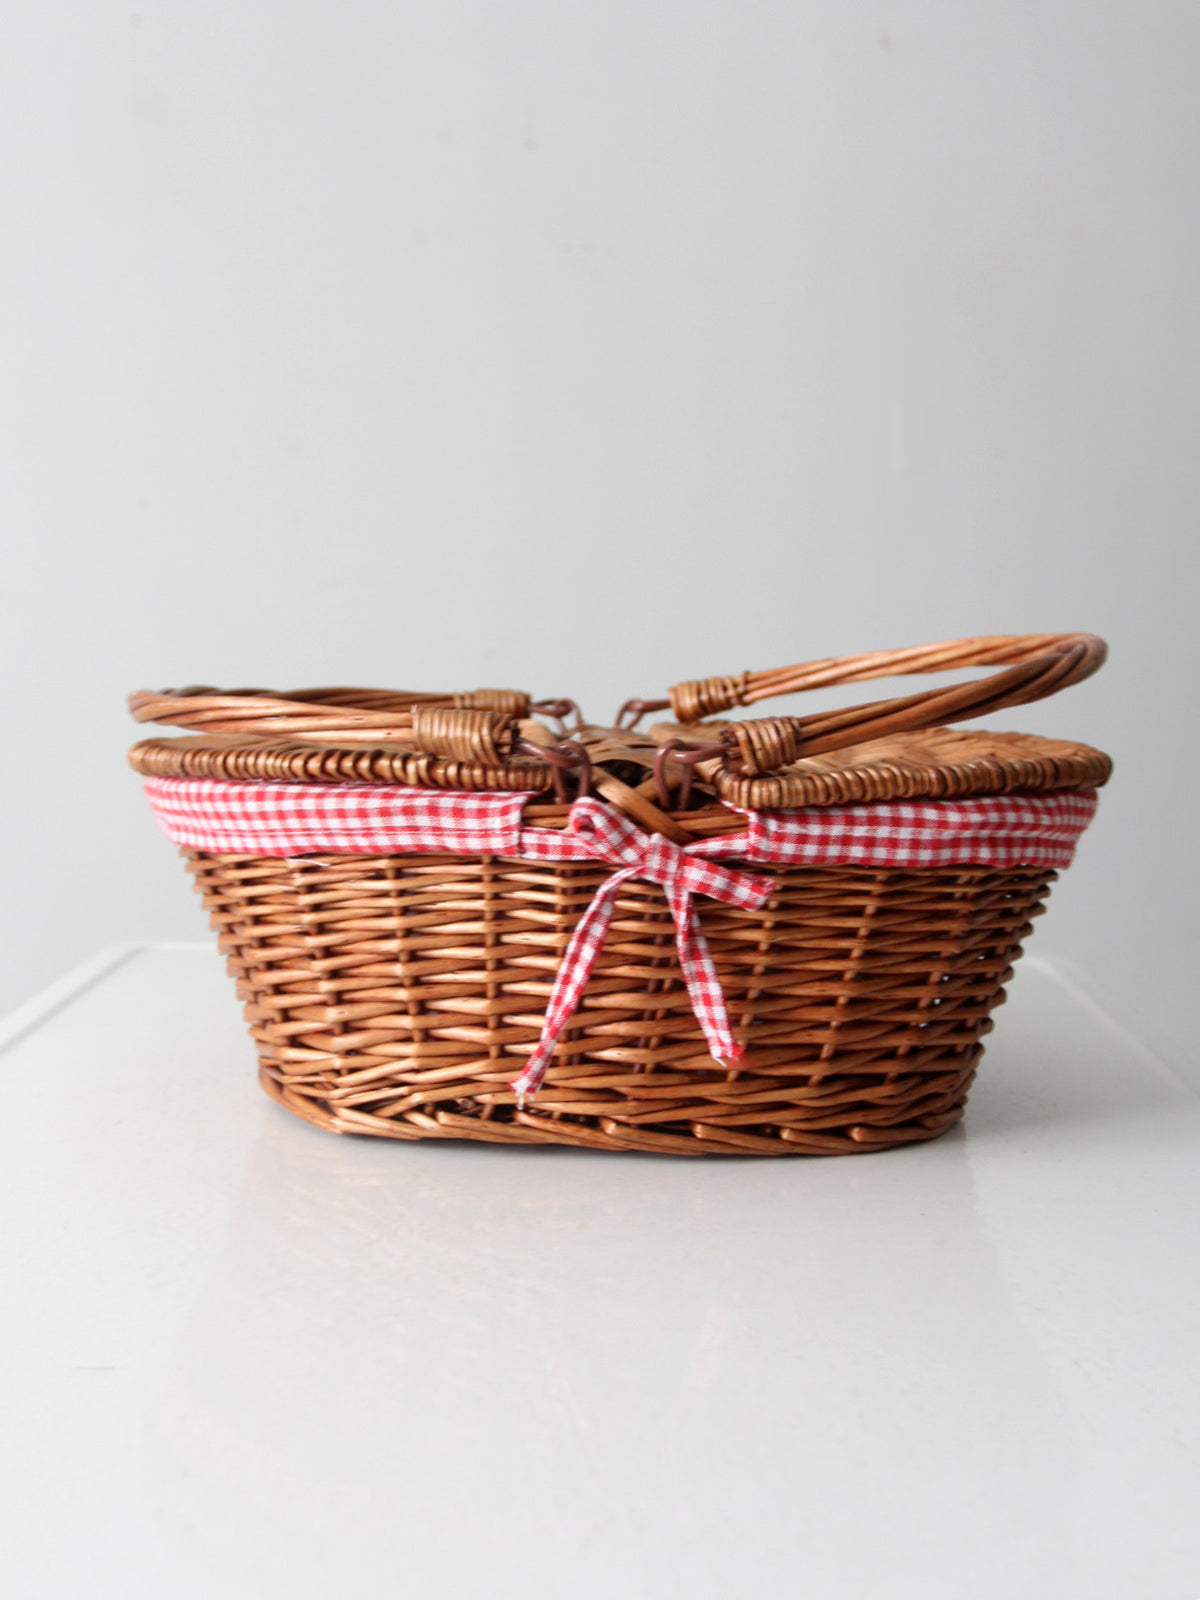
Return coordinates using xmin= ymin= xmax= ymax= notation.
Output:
xmin=655 ymin=726 xmax=1111 ymax=810
xmin=130 ymin=725 xmax=1111 ymax=816
xmin=129 ymin=735 xmax=555 ymax=794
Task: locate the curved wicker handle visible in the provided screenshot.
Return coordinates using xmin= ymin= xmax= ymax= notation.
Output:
xmin=127 ymin=682 xmax=581 ymax=753
xmin=127 ymin=685 xmax=535 ymax=738
xmin=621 ymin=633 xmax=1107 ymax=771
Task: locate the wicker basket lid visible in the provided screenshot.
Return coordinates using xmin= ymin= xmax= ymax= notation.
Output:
xmin=127 ymin=633 xmax=1112 ymax=815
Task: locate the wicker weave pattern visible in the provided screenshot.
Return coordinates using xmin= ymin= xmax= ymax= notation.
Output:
xmin=130 ymin=736 xmax=554 ymax=791
xmin=187 ymin=847 xmax=1054 ymax=1155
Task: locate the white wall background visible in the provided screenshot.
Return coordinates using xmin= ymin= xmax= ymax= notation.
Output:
xmin=2 ymin=3 xmax=1196 ymax=1070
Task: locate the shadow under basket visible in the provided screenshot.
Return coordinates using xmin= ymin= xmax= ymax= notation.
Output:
xmin=187 ymin=849 xmax=1057 ymax=1155
xmin=131 ymin=631 xmax=1111 ymax=1156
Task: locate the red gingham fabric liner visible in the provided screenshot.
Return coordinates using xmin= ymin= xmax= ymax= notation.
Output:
xmin=144 ymin=776 xmax=1098 ymax=870
xmin=143 ymin=777 xmax=1098 ymax=1102
xmin=142 ymin=775 xmax=529 ymax=856
xmin=727 ymin=789 xmax=1100 ymax=871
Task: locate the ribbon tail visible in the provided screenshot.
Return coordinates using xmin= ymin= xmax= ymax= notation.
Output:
xmin=669 ymin=880 xmax=741 ymax=1067
xmin=509 ymin=868 xmax=634 ymax=1106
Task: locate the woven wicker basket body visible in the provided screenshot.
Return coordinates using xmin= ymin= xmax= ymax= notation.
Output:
xmin=131 ymin=634 xmax=1111 ymax=1156
xmin=188 ymin=848 xmax=1054 ymax=1154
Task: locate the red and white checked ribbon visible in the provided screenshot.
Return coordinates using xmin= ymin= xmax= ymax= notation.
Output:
xmin=509 ymin=797 xmax=774 ymax=1104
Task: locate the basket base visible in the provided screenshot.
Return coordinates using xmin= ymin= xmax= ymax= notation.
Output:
xmin=256 ymin=1063 xmax=973 ymax=1156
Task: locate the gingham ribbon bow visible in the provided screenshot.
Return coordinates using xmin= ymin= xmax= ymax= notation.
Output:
xmin=511 ymin=797 xmax=775 ymax=1105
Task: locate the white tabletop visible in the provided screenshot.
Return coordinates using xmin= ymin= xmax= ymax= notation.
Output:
xmin=1 ymin=946 xmax=1197 ymax=1599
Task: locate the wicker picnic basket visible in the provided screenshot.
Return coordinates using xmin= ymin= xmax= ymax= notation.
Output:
xmin=129 ymin=633 xmax=1110 ymax=1156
